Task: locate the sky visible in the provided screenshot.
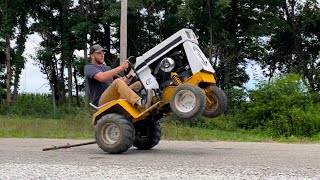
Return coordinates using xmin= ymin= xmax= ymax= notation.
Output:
xmin=18 ymin=32 xmax=264 ymax=93
xmin=20 ymin=33 xmax=49 ymax=93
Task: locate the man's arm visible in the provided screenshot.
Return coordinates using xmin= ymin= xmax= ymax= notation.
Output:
xmin=94 ymin=60 xmax=129 ymax=83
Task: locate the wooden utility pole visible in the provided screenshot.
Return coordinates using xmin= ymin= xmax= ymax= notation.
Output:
xmin=120 ymin=0 xmax=127 ymax=64
xmin=83 ymin=0 xmax=90 ymax=108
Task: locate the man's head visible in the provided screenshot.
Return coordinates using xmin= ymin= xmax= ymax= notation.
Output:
xmin=90 ymin=44 xmax=106 ymax=65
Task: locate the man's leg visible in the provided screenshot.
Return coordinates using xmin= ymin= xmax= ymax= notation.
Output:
xmin=98 ymin=79 xmax=140 ymax=106
xmin=129 ymin=81 xmax=142 ymax=91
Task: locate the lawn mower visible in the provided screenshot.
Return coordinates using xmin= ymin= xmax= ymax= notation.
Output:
xmin=91 ymin=28 xmax=228 ymax=154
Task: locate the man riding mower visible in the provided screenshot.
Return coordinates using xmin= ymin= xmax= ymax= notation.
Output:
xmin=91 ymin=28 xmax=228 ymax=154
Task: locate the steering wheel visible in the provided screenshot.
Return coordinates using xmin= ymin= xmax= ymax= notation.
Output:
xmin=124 ymin=56 xmax=137 ymax=79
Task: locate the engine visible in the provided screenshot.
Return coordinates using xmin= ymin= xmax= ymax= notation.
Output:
xmin=151 ymin=48 xmax=192 ymax=91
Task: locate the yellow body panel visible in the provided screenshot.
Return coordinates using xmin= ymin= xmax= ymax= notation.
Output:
xmin=162 ymin=86 xmax=176 ymax=103
xmin=184 ymin=72 xmax=216 ymax=85
xmin=92 ymin=99 xmax=161 ymax=125
xmin=162 ymin=72 xmax=216 ymax=103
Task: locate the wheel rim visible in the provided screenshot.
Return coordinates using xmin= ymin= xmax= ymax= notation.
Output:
xmin=174 ymin=89 xmax=196 ymax=113
xmin=102 ymin=123 xmax=120 ymax=145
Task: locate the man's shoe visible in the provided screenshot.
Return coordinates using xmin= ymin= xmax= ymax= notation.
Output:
xmin=135 ymin=89 xmax=154 ymax=109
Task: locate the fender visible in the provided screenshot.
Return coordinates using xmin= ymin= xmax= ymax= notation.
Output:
xmin=92 ymin=99 xmax=161 ymax=125
xmin=162 ymin=72 xmax=216 ymax=103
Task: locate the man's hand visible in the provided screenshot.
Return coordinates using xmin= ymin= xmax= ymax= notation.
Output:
xmin=120 ymin=60 xmax=129 ymax=71
xmin=94 ymin=60 xmax=129 ymax=83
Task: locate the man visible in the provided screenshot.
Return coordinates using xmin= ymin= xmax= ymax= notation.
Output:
xmin=84 ymin=44 xmax=148 ymax=108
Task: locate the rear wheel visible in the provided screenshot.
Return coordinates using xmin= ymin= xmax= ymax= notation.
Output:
xmin=170 ymin=84 xmax=206 ymax=119
xmin=95 ymin=113 xmax=134 ymax=154
xmin=133 ymin=119 xmax=161 ymax=150
xmin=203 ymin=86 xmax=228 ymax=118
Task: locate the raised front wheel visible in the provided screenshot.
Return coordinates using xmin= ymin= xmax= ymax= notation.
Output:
xmin=170 ymin=84 xmax=206 ymax=119
xmin=203 ymin=86 xmax=228 ymax=118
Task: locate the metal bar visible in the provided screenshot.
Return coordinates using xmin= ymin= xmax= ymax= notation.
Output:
xmin=42 ymin=141 xmax=96 ymax=151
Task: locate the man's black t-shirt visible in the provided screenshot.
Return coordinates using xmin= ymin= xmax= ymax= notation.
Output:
xmin=84 ymin=63 xmax=120 ymax=106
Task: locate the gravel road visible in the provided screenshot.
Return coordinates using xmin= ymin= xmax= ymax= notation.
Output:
xmin=0 ymin=138 xmax=319 ymax=179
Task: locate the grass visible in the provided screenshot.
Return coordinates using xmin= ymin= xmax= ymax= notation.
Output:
xmin=0 ymin=115 xmax=94 ymax=139
xmin=0 ymin=115 xmax=319 ymax=142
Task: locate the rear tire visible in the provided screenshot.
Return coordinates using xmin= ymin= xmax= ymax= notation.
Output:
xmin=95 ymin=113 xmax=134 ymax=154
xmin=133 ymin=120 xmax=161 ymax=150
xmin=202 ymin=86 xmax=228 ymax=118
xmin=170 ymin=84 xmax=206 ymax=119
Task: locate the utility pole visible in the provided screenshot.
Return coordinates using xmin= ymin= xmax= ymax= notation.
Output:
xmin=83 ymin=0 xmax=90 ymax=108
xmin=120 ymin=0 xmax=127 ymax=64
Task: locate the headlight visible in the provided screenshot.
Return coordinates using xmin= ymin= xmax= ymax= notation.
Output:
xmin=160 ymin=57 xmax=175 ymax=72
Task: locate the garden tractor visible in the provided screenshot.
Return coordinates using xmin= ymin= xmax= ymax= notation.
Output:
xmin=91 ymin=28 xmax=228 ymax=154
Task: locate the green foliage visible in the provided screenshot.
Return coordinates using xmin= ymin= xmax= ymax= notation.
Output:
xmin=266 ymin=105 xmax=320 ymax=137
xmin=225 ymin=87 xmax=248 ymax=114
xmin=201 ymin=115 xmax=238 ymax=132
xmin=255 ymin=0 xmax=320 ymax=92
xmin=233 ymin=74 xmax=320 ymax=137
xmin=4 ymin=93 xmax=53 ymax=116
xmin=0 ymin=93 xmax=88 ymax=119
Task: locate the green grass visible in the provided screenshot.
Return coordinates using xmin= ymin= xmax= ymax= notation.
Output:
xmin=162 ymin=123 xmax=270 ymax=142
xmin=161 ymin=123 xmax=320 ymax=142
xmin=0 ymin=115 xmax=94 ymax=139
xmin=0 ymin=115 xmax=319 ymax=142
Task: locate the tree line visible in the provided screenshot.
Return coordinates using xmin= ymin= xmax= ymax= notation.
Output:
xmin=0 ymin=0 xmax=319 ymax=109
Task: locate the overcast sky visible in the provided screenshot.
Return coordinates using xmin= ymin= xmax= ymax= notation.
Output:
xmin=20 ymin=33 xmax=49 ymax=93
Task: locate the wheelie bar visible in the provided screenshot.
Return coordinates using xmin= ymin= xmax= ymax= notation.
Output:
xmin=42 ymin=141 xmax=97 ymax=151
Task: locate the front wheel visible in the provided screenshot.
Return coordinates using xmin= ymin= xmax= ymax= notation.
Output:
xmin=170 ymin=84 xmax=206 ymax=119
xmin=95 ymin=113 xmax=134 ymax=154
xmin=202 ymin=86 xmax=228 ymax=118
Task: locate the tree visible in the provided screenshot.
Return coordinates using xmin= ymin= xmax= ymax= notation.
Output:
xmin=12 ymin=2 xmax=29 ymax=101
xmin=72 ymin=0 xmax=91 ymax=107
xmin=0 ymin=0 xmax=30 ymax=103
xmin=59 ymin=0 xmax=75 ymax=106
xmin=30 ymin=0 xmax=64 ymax=108
xmin=31 ymin=0 xmax=77 ymax=107
xmin=179 ymin=0 xmax=250 ymax=90
xmin=0 ymin=0 xmax=17 ymax=103
xmin=256 ymin=0 xmax=320 ymax=92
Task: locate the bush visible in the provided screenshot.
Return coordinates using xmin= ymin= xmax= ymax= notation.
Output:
xmin=266 ymin=104 xmax=320 ymax=137
xmin=225 ymin=87 xmax=248 ymax=114
xmin=201 ymin=115 xmax=238 ymax=131
xmin=0 ymin=93 xmax=51 ymax=117
xmin=0 ymin=93 xmax=88 ymax=119
xmin=235 ymin=74 xmax=320 ymax=137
